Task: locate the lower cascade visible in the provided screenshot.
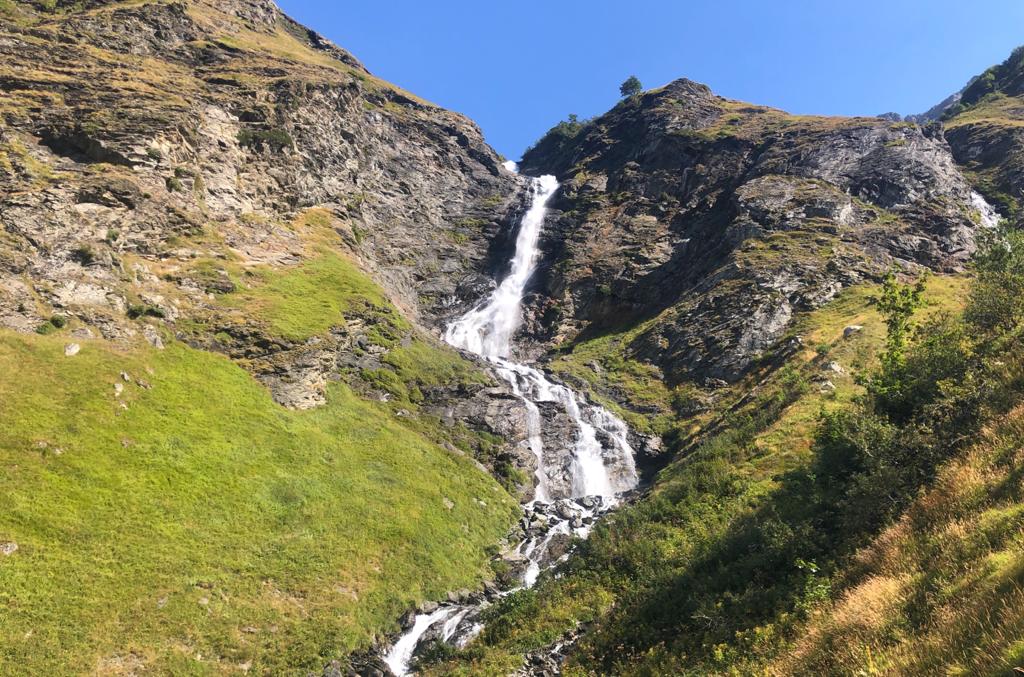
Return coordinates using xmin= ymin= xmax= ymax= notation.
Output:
xmin=383 ymin=175 xmax=640 ymax=675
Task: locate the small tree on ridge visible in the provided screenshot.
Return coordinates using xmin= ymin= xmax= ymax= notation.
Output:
xmin=619 ymin=75 xmax=642 ymax=98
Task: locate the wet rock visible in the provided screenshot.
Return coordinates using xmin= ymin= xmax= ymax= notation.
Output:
xmin=346 ymin=654 xmax=393 ymax=677
xmin=555 ymin=501 xmax=576 ymax=520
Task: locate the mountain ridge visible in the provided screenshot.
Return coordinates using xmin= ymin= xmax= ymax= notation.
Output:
xmin=3 ymin=2 xmax=1024 ymax=675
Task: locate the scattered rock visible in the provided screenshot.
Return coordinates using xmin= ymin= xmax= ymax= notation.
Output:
xmin=113 ymin=382 xmax=124 ymax=397
xmin=64 ymin=343 xmax=80 ymax=357
xmin=824 ymin=361 xmax=846 ymax=374
xmin=1 ymin=541 xmax=18 ymax=556
xmin=819 ymin=380 xmax=837 ymax=393
xmin=142 ymin=326 xmax=164 ymax=350
xmin=843 ymin=325 xmax=864 ymax=338
xmin=442 ymin=497 xmax=455 ymax=510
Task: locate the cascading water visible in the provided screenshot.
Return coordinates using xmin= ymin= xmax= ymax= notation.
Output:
xmin=972 ymin=191 xmax=1002 ymax=229
xmin=383 ymin=175 xmax=640 ymax=675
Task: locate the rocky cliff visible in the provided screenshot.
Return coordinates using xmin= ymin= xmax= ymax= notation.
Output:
xmin=0 ymin=0 xmax=529 ymax=396
xmin=519 ymin=79 xmax=990 ymax=390
xmin=941 ymin=46 xmax=1024 ymax=226
xmin=0 ymin=2 xmax=539 ymax=674
xmin=0 ymin=0 xmax=553 ymax=481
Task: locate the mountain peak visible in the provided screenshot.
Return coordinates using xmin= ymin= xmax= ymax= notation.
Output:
xmin=660 ymin=77 xmax=715 ymax=98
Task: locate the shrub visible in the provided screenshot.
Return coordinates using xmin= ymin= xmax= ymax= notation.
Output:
xmin=71 ymin=244 xmax=97 ymax=266
xmin=35 ymin=315 xmax=67 ymax=335
xmin=237 ymin=128 xmax=293 ymax=152
xmin=127 ymin=304 xmax=166 ymax=320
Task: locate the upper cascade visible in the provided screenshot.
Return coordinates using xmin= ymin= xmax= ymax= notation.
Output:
xmin=445 ymin=175 xmax=559 ymax=360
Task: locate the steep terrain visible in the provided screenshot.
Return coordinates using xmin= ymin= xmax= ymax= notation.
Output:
xmin=417 ymin=56 xmax=1024 ymax=677
xmin=942 ymin=46 xmax=1024 ymax=226
xmin=0 ymin=0 xmax=536 ymax=674
xmin=519 ymin=79 xmax=986 ymax=388
xmin=4 ymin=1 xmax=1024 ymax=675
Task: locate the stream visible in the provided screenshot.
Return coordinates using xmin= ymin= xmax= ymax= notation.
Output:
xmin=383 ymin=173 xmax=640 ymax=675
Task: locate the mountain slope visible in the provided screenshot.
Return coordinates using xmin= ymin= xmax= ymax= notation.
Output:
xmin=520 ymin=80 xmax=984 ymax=387
xmin=418 ymin=72 xmax=1024 ymax=676
xmin=942 ymin=46 xmax=1024 ymax=225
xmin=0 ymin=1 xmax=533 ymax=673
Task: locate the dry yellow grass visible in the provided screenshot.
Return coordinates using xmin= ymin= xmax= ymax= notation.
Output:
xmin=765 ymin=405 xmax=1024 ymax=676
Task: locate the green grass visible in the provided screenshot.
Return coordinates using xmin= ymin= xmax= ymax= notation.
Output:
xmin=222 ymin=253 xmax=404 ymax=342
xmin=425 ymin=275 xmax=976 ymax=676
xmin=772 ymin=404 xmax=1024 ymax=676
xmin=548 ymin=317 xmax=676 ymax=435
xmin=0 ymin=331 xmax=517 ymax=675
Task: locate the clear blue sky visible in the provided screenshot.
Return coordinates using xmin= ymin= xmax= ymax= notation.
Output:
xmin=277 ymin=0 xmax=1024 ymax=160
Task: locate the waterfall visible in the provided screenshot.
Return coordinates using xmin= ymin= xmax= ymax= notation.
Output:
xmin=972 ymin=191 xmax=1001 ymax=229
xmin=445 ymin=175 xmax=559 ymax=361
xmin=382 ymin=176 xmax=640 ymax=675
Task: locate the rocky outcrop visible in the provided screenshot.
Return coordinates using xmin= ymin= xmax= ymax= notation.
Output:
xmin=0 ymin=0 xmax=536 ymax=495
xmin=0 ymin=0 xmax=522 ymax=343
xmin=939 ymin=47 xmax=1024 ymax=226
xmin=519 ymin=78 xmax=989 ymax=387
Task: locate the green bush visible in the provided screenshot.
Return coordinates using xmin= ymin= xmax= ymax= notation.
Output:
xmin=237 ymin=128 xmax=294 ymax=152
xmin=127 ymin=304 xmax=166 ymax=320
xmin=70 ymin=244 xmax=97 ymax=266
xmin=35 ymin=315 xmax=67 ymax=335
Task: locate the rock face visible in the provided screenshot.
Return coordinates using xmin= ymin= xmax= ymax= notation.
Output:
xmin=940 ymin=46 xmax=1024 ymax=227
xmin=0 ymin=0 xmax=522 ymax=344
xmin=519 ymin=78 xmax=989 ymax=385
xmin=0 ymin=0 xmax=538 ymax=491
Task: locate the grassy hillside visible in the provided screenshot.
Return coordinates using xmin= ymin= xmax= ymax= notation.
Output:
xmin=422 ymin=235 xmax=1024 ymax=676
xmin=0 ymin=330 xmax=517 ymax=675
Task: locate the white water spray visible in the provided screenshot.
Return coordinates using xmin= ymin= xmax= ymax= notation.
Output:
xmin=972 ymin=191 xmax=1001 ymax=229
xmin=445 ymin=175 xmax=559 ymax=360
xmin=384 ymin=175 xmax=639 ymax=675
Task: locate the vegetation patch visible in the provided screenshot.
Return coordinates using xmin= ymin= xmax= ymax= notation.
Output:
xmin=427 ymin=268 xmax=986 ymax=675
xmin=219 ymin=252 xmax=403 ymax=342
xmin=0 ymin=331 xmax=517 ymax=675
